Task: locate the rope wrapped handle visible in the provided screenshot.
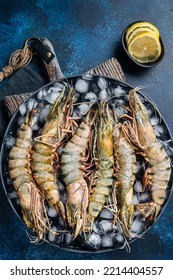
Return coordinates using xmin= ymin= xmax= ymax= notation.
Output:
xmin=0 ymin=38 xmax=34 ymax=82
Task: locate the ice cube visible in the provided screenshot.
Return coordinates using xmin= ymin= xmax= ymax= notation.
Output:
xmin=37 ymin=89 xmax=47 ymax=100
xmin=134 ymin=181 xmax=143 ymax=193
xmin=53 ymin=82 xmax=65 ymax=89
xmin=84 ymin=92 xmax=97 ymax=102
xmin=48 ymin=206 xmax=58 ymax=218
xmin=60 ymin=192 xmax=67 ymax=204
xmin=146 ymin=108 xmax=153 ymax=117
xmin=131 ymin=218 xmax=144 ymax=233
xmin=97 ymin=77 xmax=108 ymax=90
xmin=58 ymin=216 xmax=65 ymax=228
xmin=27 ymin=98 xmax=38 ymax=111
xmin=139 ymin=192 xmax=150 ymax=202
xmin=112 ymin=86 xmax=126 ymax=97
xmin=101 ymin=235 xmax=113 ymax=247
xmin=65 ymin=233 xmax=73 ymax=245
xmin=114 ymin=106 xmax=128 ymax=119
xmin=153 ymin=124 xmax=164 ymax=137
xmin=75 ymin=79 xmax=89 ymax=93
xmin=57 ymin=180 xmax=65 ymax=192
xmin=133 ymin=194 xmax=139 ymax=205
xmin=48 ymin=227 xmax=62 ymax=243
xmin=98 ymin=89 xmax=108 ymax=100
xmin=151 ymin=117 xmax=159 ymax=126
xmin=82 ymin=73 xmax=93 ymax=80
xmin=114 ymin=99 xmax=125 ymax=106
xmin=19 ymin=103 xmax=27 ymax=116
xmin=99 ymin=208 xmax=114 ymax=219
xmin=32 ymin=123 xmax=40 ymax=131
xmin=5 ymin=135 xmax=16 ymax=149
xmin=99 ymin=220 xmax=113 ymax=233
xmin=17 ymin=116 xmax=25 ymax=126
xmin=88 ymin=232 xmax=102 ymax=248
xmin=92 ymin=222 xmax=100 ymax=234
xmin=136 ymin=161 xmax=145 ymax=173
xmin=8 ymin=190 xmax=18 ymax=199
xmin=77 ymin=104 xmax=90 ymax=115
xmin=45 ymin=91 xmax=61 ymax=104
xmin=39 ymin=106 xmax=51 ymax=123
xmin=115 ymin=233 xmax=124 ymax=243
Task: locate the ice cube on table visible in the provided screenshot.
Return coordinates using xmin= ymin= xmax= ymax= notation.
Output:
xmin=112 ymin=85 xmax=126 ymax=97
xmin=101 ymin=235 xmax=113 ymax=248
xmin=151 ymin=117 xmax=160 ymax=126
xmin=75 ymin=79 xmax=89 ymax=93
xmin=48 ymin=227 xmax=62 ymax=243
xmin=115 ymin=233 xmax=124 ymax=243
xmin=53 ymin=82 xmax=65 ymax=89
xmin=39 ymin=106 xmax=51 ymax=123
xmin=131 ymin=218 xmax=144 ymax=233
xmin=27 ymin=98 xmax=38 ymax=110
xmin=77 ymin=104 xmax=90 ymax=116
xmin=82 ymin=73 xmax=93 ymax=80
xmin=37 ymin=89 xmax=47 ymax=100
xmin=99 ymin=220 xmax=113 ymax=233
xmin=92 ymin=222 xmax=100 ymax=234
xmin=65 ymin=233 xmax=73 ymax=245
xmin=98 ymin=89 xmax=108 ymax=100
xmin=45 ymin=91 xmax=61 ymax=104
xmin=19 ymin=103 xmax=27 ymax=116
xmin=153 ymin=124 xmax=165 ymax=137
xmin=114 ymin=106 xmax=128 ymax=119
xmin=134 ymin=181 xmax=143 ymax=193
xmin=133 ymin=194 xmax=139 ymax=205
xmin=139 ymin=192 xmax=150 ymax=203
xmin=99 ymin=208 xmax=114 ymax=220
xmin=136 ymin=161 xmax=145 ymax=173
xmin=97 ymin=77 xmax=108 ymax=90
xmin=84 ymin=92 xmax=97 ymax=102
xmin=8 ymin=190 xmax=18 ymax=199
xmin=17 ymin=116 xmax=25 ymax=126
xmin=60 ymin=192 xmax=67 ymax=204
xmin=114 ymin=99 xmax=125 ymax=106
xmin=48 ymin=206 xmax=58 ymax=218
xmin=57 ymin=180 xmax=65 ymax=192
xmin=58 ymin=216 xmax=65 ymax=228
xmin=32 ymin=123 xmax=40 ymax=131
xmin=88 ymin=232 xmax=102 ymax=248
xmin=5 ymin=135 xmax=16 ymax=149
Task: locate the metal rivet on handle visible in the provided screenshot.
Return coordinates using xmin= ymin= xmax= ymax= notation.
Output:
xmin=47 ymin=52 xmax=52 ymax=58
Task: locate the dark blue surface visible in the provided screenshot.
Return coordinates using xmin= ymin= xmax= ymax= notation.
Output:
xmin=0 ymin=0 xmax=173 ymax=260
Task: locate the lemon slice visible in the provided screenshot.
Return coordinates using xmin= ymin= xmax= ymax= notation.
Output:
xmin=127 ymin=32 xmax=161 ymax=63
xmin=125 ymin=21 xmax=160 ymax=42
xmin=127 ymin=27 xmax=160 ymax=46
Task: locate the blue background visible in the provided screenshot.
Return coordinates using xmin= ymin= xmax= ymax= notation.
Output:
xmin=0 ymin=0 xmax=173 ymax=260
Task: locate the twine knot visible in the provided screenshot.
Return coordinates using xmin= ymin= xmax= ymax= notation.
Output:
xmin=0 ymin=42 xmax=33 ymax=82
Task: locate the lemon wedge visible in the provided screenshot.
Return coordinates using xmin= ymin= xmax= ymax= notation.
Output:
xmin=125 ymin=21 xmax=160 ymax=43
xmin=127 ymin=32 xmax=162 ymax=63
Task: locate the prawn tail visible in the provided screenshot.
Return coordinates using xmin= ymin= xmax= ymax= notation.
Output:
xmin=54 ymin=201 xmax=66 ymax=224
xmin=74 ymin=218 xmax=83 ymax=239
xmin=136 ymin=202 xmax=160 ymax=222
xmin=30 ymin=184 xmax=46 ymax=241
xmin=121 ymin=218 xmax=137 ymax=238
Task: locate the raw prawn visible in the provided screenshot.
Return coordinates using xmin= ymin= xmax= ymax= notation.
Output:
xmin=8 ymin=110 xmax=46 ymax=240
xmin=85 ymin=101 xmax=114 ymax=231
xmin=112 ymin=111 xmax=136 ymax=237
xmin=122 ymin=88 xmax=171 ymax=221
xmin=61 ymin=108 xmax=97 ymax=238
xmin=31 ymin=83 xmax=75 ymax=222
